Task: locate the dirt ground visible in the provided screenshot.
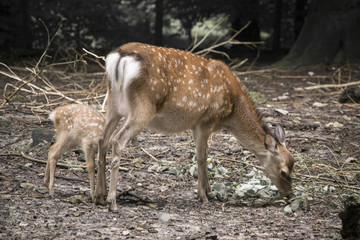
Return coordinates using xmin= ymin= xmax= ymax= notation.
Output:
xmin=1 ymin=63 xmax=359 ymax=239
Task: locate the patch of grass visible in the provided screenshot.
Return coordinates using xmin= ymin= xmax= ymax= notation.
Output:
xmin=249 ymin=91 xmax=266 ymax=103
xmin=292 ymin=147 xmax=360 ymax=209
xmin=10 ymin=94 xmax=28 ymax=102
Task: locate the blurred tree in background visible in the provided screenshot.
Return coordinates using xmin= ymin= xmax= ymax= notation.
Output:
xmin=1 ymin=0 xmax=359 ymax=66
xmin=279 ymin=0 xmax=360 ymax=67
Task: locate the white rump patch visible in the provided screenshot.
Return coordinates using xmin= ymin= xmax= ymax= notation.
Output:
xmin=49 ymin=110 xmax=56 ymax=122
xmin=119 ymin=56 xmax=141 ymax=89
xmin=106 ymin=53 xmax=141 ymax=91
xmin=106 ymin=52 xmax=120 ymax=84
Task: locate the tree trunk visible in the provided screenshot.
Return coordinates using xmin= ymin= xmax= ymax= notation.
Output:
xmin=272 ymin=0 xmax=283 ymax=51
xmin=278 ymin=0 xmax=360 ymax=68
xmin=294 ymin=0 xmax=308 ymax=41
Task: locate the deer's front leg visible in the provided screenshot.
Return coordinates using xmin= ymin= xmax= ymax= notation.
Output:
xmin=192 ymin=126 xmax=212 ymax=202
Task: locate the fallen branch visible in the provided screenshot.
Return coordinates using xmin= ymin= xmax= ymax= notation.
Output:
xmin=0 ymin=152 xmax=129 ymax=171
xmin=304 ymin=81 xmax=360 ymax=90
xmin=140 ymin=147 xmax=161 ymax=162
xmin=216 ymin=156 xmax=264 ymax=171
xmin=116 ymin=183 xmax=155 ymax=203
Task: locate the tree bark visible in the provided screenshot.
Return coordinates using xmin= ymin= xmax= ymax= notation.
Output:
xmin=272 ymin=0 xmax=283 ymax=51
xmin=294 ymin=0 xmax=308 ymax=41
xmin=278 ymin=0 xmax=360 ymax=68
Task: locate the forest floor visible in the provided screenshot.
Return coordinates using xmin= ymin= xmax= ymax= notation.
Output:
xmin=0 ymin=61 xmax=359 ymax=239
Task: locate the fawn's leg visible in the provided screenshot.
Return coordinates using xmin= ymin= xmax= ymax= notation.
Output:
xmin=83 ymin=142 xmax=96 ymax=202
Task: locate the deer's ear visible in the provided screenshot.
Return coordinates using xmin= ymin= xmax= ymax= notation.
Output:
xmin=274 ymin=124 xmax=286 ymax=146
xmin=264 ymin=134 xmax=277 ymax=152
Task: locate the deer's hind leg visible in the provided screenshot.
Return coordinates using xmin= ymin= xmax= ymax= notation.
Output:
xmin=106 ymin=97 xmax=156 ymax=211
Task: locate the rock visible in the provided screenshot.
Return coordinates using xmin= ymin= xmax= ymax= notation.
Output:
xmin=345 ymin=157 xmax=357 ymax=163
xmin=65 ymin=195 xmax=88 ymax=204
xmin=207 ymin=191 xmax=217 ymax=199
xmin=225 ymin=182 xmax=236 ymax=192
xmin=216 ymin=189 xmax=228 ymax=202
xmin=277 ymin=95 xmax=290 ymax=101
xmin=122 ymin=230 xmax=130 ymax=236
xmin=308 ymin=71 xmax=315 ymax=76
xmin=290 ymin=199 xmax=301 ymax=211
xmin=148 ymin=228 xmax=158 ymax=233
xmin=70 ymin=167 xmax=84 ymax=172
xmin=159 ymin=213 xmax=171 ymax=222
xmin=312 ymin=102 xmax=328 ymax=108
xmin=20 ymin=182 xmax=36 ymax=190
xmin=245 ymin=170 xmax=256 ymax=178
xmin=36 ymin=187 xmax=48 ymax=194
xmin=19 ymin=222 xmax=28 ymax=227
xmin=293 ymin=117 xmax=302 ymax=124
xmin=339 ymin=196 xmax=360 ymax=239
xmin=31 ymin=128 xmax=55 ymax=147
xmin=235 ymin=189 xmax=245 ymax=198
xmin=246 ymin=189 xmax=257 ymax=196
xmin=339 ymin=85 xmax=360 ymax=103
xmin=325 ymin=122 xmax=344 ymax=128
xmin=284 ymin=204 xmax=293 ymax=214
xmin=189 ymin=164 xmax=198 ymax=177
xmin=343 ymin=115 xmax=351 ymax=121
xmin=24 ymin=163 xmax=33 ymax=168
xmin=212 ymin=182 xmax=225 ymax=192
xmin=257 ymin=189 xmax=271 ymax=198
xmin=168 ymin=167 xmax=181 ymax=176
xmin=229 ymin=136 xmax=237 ymax=143
xmin=275 ymin=109 xmax=289 ymax=115
xmin=211 ymin=183 xmax=229 ymax=201
xmin=215 ymin=167 xmax=228 ymax=176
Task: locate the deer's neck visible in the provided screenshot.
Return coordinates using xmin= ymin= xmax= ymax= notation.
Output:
xmin=226 ymin=87 xmax=269 ymax=155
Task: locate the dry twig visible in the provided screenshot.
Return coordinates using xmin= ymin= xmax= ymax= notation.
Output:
xmin=304 ymin=81 xmax=360 ymax=90
xmin=0 ymin=152 xmax=129 ymax=171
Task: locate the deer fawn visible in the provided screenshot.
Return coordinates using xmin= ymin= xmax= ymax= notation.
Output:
xmin=95 ymin=42 xmax=294 ymax=211
xmin=44 ymin=104 xmax=105 ymax=200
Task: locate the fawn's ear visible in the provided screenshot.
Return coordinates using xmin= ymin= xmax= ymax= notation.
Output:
xmin=274 ymin=124 xmax=286 ymax=146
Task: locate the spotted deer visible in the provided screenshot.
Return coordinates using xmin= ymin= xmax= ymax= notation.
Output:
xmin=95 ymin=42 xmax=294 ymax=211
xmin=44 ymin=104 xmax=105 ymax=200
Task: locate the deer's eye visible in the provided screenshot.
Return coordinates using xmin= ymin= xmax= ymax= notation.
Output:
xmin=281 ymin=170 xmax=287 ymax=178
